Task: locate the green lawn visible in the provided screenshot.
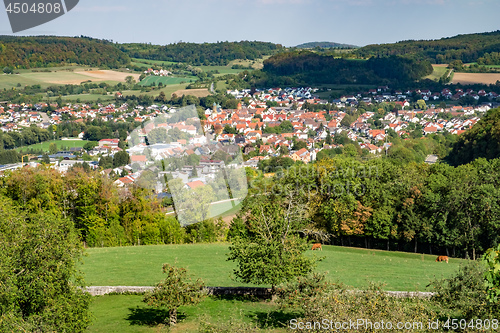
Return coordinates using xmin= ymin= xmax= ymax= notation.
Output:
xmin=87 ymin=294 xmax=288 ymax=333
xmin=17 ymin=139 xmax=86 ymax=153
xmin=81 ymin=244 xmax=463 ymax=291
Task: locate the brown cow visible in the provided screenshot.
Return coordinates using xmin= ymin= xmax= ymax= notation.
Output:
xmin=435 ymin=255 xmax=449 ymax=263
xmin=311 ymin=243 xmax=322 ymax=251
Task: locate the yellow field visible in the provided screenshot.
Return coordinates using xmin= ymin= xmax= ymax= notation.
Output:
xmin=452 ymin=73 xmax=500 ymax=85
xmin=172 ymin=88 xmax=211 ymax=98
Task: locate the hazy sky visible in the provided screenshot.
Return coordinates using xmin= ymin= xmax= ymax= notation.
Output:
xmin=0 ymin=0 xmax=499 ymax=47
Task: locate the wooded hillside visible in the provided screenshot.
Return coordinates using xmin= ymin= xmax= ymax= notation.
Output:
xmin=256 ymin=50 xmax=432 ymax=86
xmin=0 ymin=36 xmax=130 ymax=69
xmin=356 ymin=30 xmax=500 ymax=64
xmin=120 ymin=41 xmax=283 ymax=66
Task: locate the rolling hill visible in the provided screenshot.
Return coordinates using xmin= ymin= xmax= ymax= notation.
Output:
xmin=295 ymin=41 xmax=358 ymax=49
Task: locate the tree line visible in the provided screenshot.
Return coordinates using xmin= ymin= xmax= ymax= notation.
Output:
xmin=253 ymin=155 xmax=500 ymax=260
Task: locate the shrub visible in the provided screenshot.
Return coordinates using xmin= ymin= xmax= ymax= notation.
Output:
xmin=143 ymin=264 xmax=205 ymax=326
xmin=429 ymin=260 xmax=498 ymax=319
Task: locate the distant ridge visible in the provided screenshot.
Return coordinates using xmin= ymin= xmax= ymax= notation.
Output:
xmin=295 ymin=41 xmax=358 ymax=49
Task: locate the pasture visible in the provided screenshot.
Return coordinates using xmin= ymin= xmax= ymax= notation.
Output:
xmin=81 ymin=244 xmax=462 ymax=291
xmin=452 ymin=72 xmax=500 ymax=85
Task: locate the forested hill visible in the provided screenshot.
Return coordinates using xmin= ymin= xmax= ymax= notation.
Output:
xmin=120 ymin=41 xmax=283 ymax=66
xmin=255 ymin=50 xmax=432 ymax=86
xmin=446 ymin=107 xmax=500 ymax=166
xmin=0 ymin=36 xmax=130 ymax=69
xmin=295 ymin=41 xmax=358 ymax=49
xmin=355 ymin=30 xmax=500 ymax=64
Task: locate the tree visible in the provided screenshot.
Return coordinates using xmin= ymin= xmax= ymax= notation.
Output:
xmin=113 ymin=150 xmax=130 ymax=168
xmin=416 ymin=99 xmax=427 ymax=110
xmin=49 ymin=142 xmax=58 ymax=154
xmin=41 ymin=153 xmax=51 ymax=164
xmin=143 ymin=263 xmax=205 ymax=326
xmin=228 ymin=191 xmax=317 ymax=292
xmin=483 ymin=244 xmax=500 ymax=304
xmin=125 ymin=76 xmax=136 ymax=86
xmin=0 ymin=196 xmax=91 ymax=331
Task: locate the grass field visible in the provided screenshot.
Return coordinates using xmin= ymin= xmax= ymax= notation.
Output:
xmin=425 ymin=65 xmax=449 ymax=81
xmin=87 ymin=294 xmax=287 ymax=333
xmin=81 ymin=244 xmax=462 ymax=291
xmin=17 ymin=139 xmax=86 ymax=153
xmin=139 ymin=76 xmax=197 ymax=87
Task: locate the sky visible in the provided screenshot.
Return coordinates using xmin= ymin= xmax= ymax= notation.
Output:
xmin=0 ymin=0 xmax=499 ymax=47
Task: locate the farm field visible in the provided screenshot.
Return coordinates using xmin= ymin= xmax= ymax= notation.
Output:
xmin=452 ymin=72 xmax=500 ymax=85
xmin=87 ymin=294 xmax=288 ymax=333
xmin=172 ymin=88 xmax=211 ymax=98
xmin=17 ymin=139 xmax=86 ymax=153
xmin=0 ymin=68 xmax=140 ymax=90
xmin=81 ymin=244 xmax=463 ymax=291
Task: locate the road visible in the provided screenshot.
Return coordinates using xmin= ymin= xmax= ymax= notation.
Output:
xmin=39 ymin=112 xmax=50 ymax=123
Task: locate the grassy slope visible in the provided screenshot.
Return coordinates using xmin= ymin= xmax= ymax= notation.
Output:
xmin=81 ymin=244 xmax=462 ymax=291
xmin=425 ymin=65 xmax=448 ymax=81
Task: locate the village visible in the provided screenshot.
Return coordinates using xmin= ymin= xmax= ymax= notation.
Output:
xmin=0 ymin=84 xmax=498 ymax=191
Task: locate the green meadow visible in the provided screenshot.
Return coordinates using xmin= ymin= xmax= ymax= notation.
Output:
xmin=87 ymin=294 xmax=288 ymax=333
xmin=81 ymin=244 xmax=462 ymax=292
xmin=425 ymin=65 xmax=449 ymax=81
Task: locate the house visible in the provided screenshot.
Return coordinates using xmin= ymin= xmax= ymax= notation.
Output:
xmin=114 ymin=176 xmax=135 ymax=187
xmin=99 ymin=139 xmax=120 ymax=148
xmin=185 ymin=180 xmax=205 ymax=190
xmin=131 ymin=155 xmax=147 ymax=164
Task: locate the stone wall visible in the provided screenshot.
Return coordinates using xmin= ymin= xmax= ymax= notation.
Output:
xmin=84 ymin=286 xmax=434 ymax=298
